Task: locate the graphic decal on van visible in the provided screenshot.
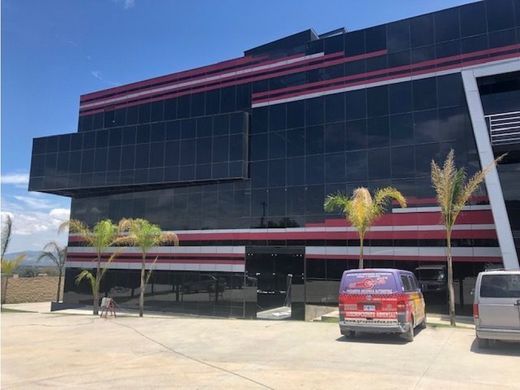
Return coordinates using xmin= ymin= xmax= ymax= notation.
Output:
xmin=341 ymin=272 xmax=397 ymax=295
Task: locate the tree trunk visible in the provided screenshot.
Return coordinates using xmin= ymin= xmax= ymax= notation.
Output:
xmin=446 ymin=232 xmax=456 ymax=327
xmin=2 ymin=276 xmax=9 ymax=305
xmin=93 ymin=288 xmax=99 ymax=315
xmin=93 ymin=253 xmax=101 ymax=315
xmin=358 ymin=234 xmax=364 ymax=269
xmin=139 ymin=253 xmax=145 ymax=317
xmin=56 ymin=270 xmax=62 ymax=303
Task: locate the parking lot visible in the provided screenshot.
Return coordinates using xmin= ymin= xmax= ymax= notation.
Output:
xmin=2 ymin=312 xmax=519 ymax=389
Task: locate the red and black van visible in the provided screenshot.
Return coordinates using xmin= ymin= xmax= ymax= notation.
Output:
xmin=338 ymin=269 xmax=426 ymax=342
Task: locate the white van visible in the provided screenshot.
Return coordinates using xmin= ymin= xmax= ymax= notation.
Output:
xmin=473 ymin=270 xmax=520 ymax=348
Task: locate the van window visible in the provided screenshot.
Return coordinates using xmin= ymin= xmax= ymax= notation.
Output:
xmin=480 ymin=274 xmax=520 ymax=298
xmin=408 ymin=275 xmax=419 ymax=291
xmin=340 ymin=272 xmax=397 ymax=294
xmin=400 ymin=274 xmax=413 ymax=292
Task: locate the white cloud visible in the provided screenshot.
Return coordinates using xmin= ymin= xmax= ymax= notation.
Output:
xmin=1 ymin=195 xmax=70 ymax=253
xmin=14 ymin=195 xmax=59 ymax=210
xmin=112 ymin=0 xmax=135 ymax=10
xmin=90 ymin=70 xmax=120 ymax=86
xmin=49 ymin=208 xmax=70 ymax=220
xmin=90 ymin=70 xmax=102 ymax=80
xmin=1 ymin=173 xmax=29 ymax=185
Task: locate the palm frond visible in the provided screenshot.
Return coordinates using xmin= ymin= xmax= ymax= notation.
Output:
xmin=1 ymin=214 xmax=13 ymax=260
xmin=459 ymin=153 xmax=506 ymax=207
xmin=112 ymin=235 xmax=134 ymax=247
xmin=37 ymin=251 xmax=58 ymax=265
xmin=118 ymin=218 xmax=133 ymax=233
xmin=350 ymin=188 xmax=373 ymax=231
xmin=432 ymin=151 xmax=506 ymax=230
xmin=58 ymin=220 xmax=70 ymax=235
xmin=75 ymin=269 xmax=96 ymax=291
xmin=324 ymin=187 xmax=406 ymax=236
xmin=64 ymin=219 xmax=94 ymax=246
xmin=99 ymin=251 xmax=119 ymax=281
xmin=92 ymin=219 xmax=119 ymax=249
xmin=39 ymin=241 xmax=67 ymax=268
xmin=161 ymin=232 xmax=179 ymax=246
xmin=1 ymin=254 xmax=25 ymax=275
xmin=324 ymin=192 xmax=350 ymax=213
xmin=117 ymin=218 xmax=176 ymax=253
xmin=373 ymin=187 xmax=407 ymax=217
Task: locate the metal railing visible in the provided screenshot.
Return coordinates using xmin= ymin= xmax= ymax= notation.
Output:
xmin=485 ymin=111 xmax=520 ymax=146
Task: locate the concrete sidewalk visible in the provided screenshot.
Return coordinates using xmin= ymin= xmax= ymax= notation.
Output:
xmin=1 ymin=302 xmax=178 ymax=319
xmin=2 ymin=311 xmax=519 ymax=389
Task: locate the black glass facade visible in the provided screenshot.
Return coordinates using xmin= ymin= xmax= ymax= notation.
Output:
xmin=64 ymin=268 xmax=256 ymax=318
xmin=29 ymin=111 xmax=249 ymax=195
xmin=61 ymin=74 xmax=483 ymax=231
xmin=30 ymin=0 xmax=520 ymax=318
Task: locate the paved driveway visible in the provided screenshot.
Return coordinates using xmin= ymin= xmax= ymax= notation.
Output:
xmin=2 ymin=312 xmax=519 ymax=389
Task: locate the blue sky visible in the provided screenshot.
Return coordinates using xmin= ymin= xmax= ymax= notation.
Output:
xmin=1 ymin=0 xmax=476 ymax=253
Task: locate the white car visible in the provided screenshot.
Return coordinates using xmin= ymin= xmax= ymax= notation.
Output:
xmin=473 ymin=270 xmax=520 ymax=348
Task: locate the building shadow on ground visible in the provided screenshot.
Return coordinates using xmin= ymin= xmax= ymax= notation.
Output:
xmin=470 ymin=339 xmax=520 ymax=357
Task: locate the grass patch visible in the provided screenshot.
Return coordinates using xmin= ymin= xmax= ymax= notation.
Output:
xmin=1 ymin=307 xmax=34 ymax=313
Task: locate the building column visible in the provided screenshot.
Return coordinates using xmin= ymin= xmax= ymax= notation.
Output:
xmin=461 ymin=61 xmax=520 ymax=270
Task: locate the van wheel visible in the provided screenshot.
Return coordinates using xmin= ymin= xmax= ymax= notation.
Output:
xmin=477 ymin=337 xmax=489 ymax=349
xmin=419 ymin=314 xmax=427 ymax=329
xmin=342 ymin=330 xmax=355 ymax=339
xmin=403 ymin=321 xmax=414 ymax=342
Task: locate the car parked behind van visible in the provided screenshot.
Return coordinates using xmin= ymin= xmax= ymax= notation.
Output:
xmin=473 ymin=270 xmax=520 ymax=348
xmin=415 ymin=265 xmax=447 ymax=293
xmin=338 ymin=269 xmax=426 ymax=342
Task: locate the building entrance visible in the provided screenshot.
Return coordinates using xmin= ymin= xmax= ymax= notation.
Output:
xmin=245 ymin=246 xmax=305 ymax=320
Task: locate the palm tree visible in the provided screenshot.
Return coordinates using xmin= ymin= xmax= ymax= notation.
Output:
xmin=60 ymin=219 xmax=121 ymax=315
xmin=119 ymin=218 xmax=179 ymax=317
xmin=1 ymin=215 xmax=26 ymax=270
xmin=431 ymin=149 xmax=505 ymax=327
xmin=1 ymin=215 xmax=26 ymax=305
xmin=324 ymin=187 xmax=407 ymax=269
xmin=38 ymin=242 xmax=67 ymax=302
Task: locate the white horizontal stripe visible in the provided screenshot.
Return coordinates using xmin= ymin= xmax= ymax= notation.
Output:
xmin=306 ymin=246 xmax=501 ymax=257
xmin=393 ymin=205 xmax=491 ymax=213
xmin=252 ymin=57 xmax=520 ymax=108
xmin=65 ymin=261 xmax=244 ymax=272
xmin=80 ymin=52 xmax=325 ymax=109
xmin=67 ymin=246 xmax=245 ymax=255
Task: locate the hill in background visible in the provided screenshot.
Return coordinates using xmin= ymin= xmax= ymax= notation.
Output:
xmin=3 ymin=251 xmax=55 ymax=269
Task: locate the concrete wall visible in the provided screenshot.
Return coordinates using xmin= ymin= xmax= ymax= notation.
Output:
xmin=1 ymin=276 xmax=64 ymax=304
xmin=305 ymin=304 xmax=337 ymax=321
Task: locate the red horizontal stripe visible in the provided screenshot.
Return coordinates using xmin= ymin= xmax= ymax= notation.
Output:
xmin=252 ymin=43 xmax=520 ymax=101
xmin=174 ymin=229 xmax=496 ymax=242
xmin=67 ymin=210 xmax=495 ymax=244
xmin=85 ymin=45 xmax=516 ymax=115
xmin=80 ymin=52 xmax=333 ymax=108
xmin=80 ymin=55 xmax=264 ymax=102
xmin=253 ymin=47 xmax=520 ymax=105
xmin=68 ymin=228 xmax=496 ymax=244
xmin=306 ymin=254 xmax=502 ymax=263
xmin=78 ymin=50 xmax=386 ymax=115
xmin=67 ymin=252 xmax=243 ymax=259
